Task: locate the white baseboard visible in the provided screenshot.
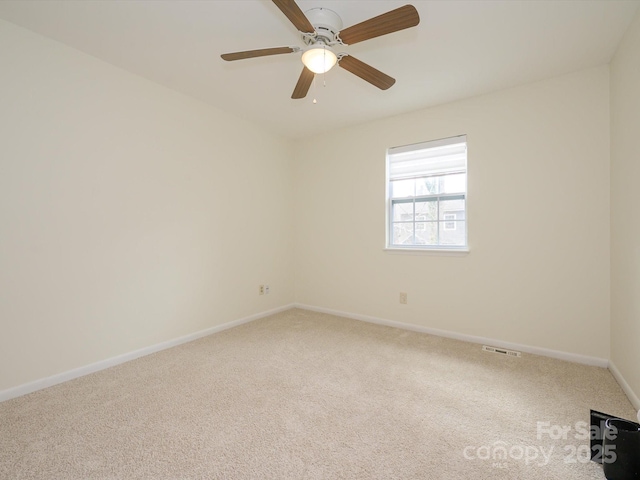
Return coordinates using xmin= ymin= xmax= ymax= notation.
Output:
xmin=295 ymin=303 xmax=610 ymax=368
xmin=4 ymin=303 xmax=622 ymax=406
xmin=0 ymin=304 xmax=295 ymax=403
xmin=608 ymin=360 xmax=640 ymax=411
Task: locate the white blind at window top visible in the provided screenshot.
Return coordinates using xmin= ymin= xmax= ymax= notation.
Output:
xmin=388 ymin=135 xmax=467 ymax=181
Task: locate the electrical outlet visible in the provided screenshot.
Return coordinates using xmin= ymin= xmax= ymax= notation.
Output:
xmin=399 ymin=292 xmax=407 ymax=304
xmin=259 ymin=285 xmax=264 ymax=295
xmin=265 ymin=285 xmax=270 ymax=294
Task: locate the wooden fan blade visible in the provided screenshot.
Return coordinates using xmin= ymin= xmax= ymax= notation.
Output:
xmin=339 ymin=5 xmax=420 ymax=45
xmin=272 ymin=0 xmax=315 ymax=34
xmin=221 ymin=47 xmax=296 ymax=61
xmin=339 ymin=55 xmax=396 ymax=90
xmin=292 ymin=67 xmax=314 ymax=99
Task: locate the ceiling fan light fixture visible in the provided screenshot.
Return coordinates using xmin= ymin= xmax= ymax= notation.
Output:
xmin=221 ymin=2 xmax=421 ymax=99
xmin=301 ymin=44 xmax=337 ymax=74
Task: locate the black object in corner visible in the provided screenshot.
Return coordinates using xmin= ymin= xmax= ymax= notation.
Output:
xmin=591 ymin=410 xmax=619 ymax=463
xmin=591 ymin=409 xmax=640 ymax=479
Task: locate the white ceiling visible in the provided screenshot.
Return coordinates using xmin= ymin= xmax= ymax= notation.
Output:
xmin=0 ymin=0 xmax=638 ymax=139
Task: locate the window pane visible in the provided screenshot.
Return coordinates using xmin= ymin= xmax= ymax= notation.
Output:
xmin=439 ymin=198 xmax=466 ymax=221
xmin=392 ymin=201 xmax=414 ymax=222
xmin=441 ymin=173 xmax=466 ymax=194
xmin=393 ymin=223 xmax=414 ymax=245
xmin=415 ymin=222 xmax=438 ymax=245
xmin=415 ymin=200 xmax=437 ymax=221
xmin=391 ymin=179 xmax=414 ymax=198
xmin=439 ymin=221 xmax=466 ymax=246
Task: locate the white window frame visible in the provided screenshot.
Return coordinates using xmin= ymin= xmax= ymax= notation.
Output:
xmin=385 ymin=135 xmax=468 ymax=252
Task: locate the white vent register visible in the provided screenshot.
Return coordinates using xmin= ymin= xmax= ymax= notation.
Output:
xmin=482 ymin=345 xmax=522 ymax=357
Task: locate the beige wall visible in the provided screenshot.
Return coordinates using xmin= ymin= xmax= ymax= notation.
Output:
xmin=0 ymin=19 xmax=295 ymax=391
xmin=294 ymin=66 xmax=611 ymax=360
xmin=610 ymin=10 xmax=640 ymax=408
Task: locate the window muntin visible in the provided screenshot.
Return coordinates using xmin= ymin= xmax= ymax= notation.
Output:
xmin=387 ymin=136 xmax=467 ymax=249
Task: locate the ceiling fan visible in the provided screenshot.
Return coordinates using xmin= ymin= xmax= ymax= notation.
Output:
xmin=221 ymin=0 xmax=420 ymax=99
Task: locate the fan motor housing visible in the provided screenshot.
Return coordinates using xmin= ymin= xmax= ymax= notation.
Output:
xmin=303 ymin=8 xmax=343 ymax=45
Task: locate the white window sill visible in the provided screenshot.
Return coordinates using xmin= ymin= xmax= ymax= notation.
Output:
xmin=384 ymin=247 xmax=470 ymax=256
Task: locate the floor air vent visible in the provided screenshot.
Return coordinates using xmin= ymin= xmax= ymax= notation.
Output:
xmin=482 ymin=345 xmax=521 ymax=357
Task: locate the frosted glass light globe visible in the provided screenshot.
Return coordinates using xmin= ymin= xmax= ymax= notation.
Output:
xmin=302 ymin=45 xmax=337 ymax=74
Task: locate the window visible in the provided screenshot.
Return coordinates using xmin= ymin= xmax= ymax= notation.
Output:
xmin=386 ymin=135 xmax=467 ymax=250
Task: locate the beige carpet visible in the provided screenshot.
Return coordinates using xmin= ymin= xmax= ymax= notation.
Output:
xmin=0 ymin=308 xmax=636 ymax=479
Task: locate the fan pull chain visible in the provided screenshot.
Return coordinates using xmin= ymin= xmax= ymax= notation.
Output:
xmin=312 ymin=48 xmax=331 ymax=104
xmin=323 ymin=47 xmax=327 ymax=87
xmin=313 ymin=75 xmax=317 ymax=104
